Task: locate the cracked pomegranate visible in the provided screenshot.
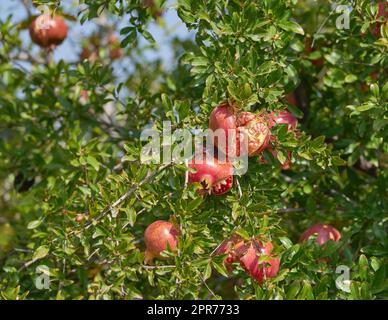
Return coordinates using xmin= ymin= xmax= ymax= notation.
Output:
xmin=239 ymin=240 xmax=280 ymax=283
xmin=215 ymin=234 xmax=245 ymax=272
xmin=188 ymin=151 xmax=233 ymax=195
xmin=209 ymin=103 xmax=271 ymax=158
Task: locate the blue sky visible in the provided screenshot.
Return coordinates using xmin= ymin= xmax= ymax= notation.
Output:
xmin=0 ymin=0 xmax=195 ymax=68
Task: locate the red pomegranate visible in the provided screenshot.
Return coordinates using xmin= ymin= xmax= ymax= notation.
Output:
xmin=372 ymin=2 xmax=387 ymax=37
xmin=143 ymin=0 xmax=163 ymax=17
xmin=305 ymin=38 xmax=324 ymax=67
xmin=144 ymin=220 xmax=179 ymax=264
xmin=108 ymin=34 xmax=123 ymax=60
xmin=29 ymin=15 xmax=68 ymax=48
xmin=285 ymin=92 xmax=297 ymax=106
xmin=239 ymin=240 xmax=280 ymax=283
xmin=215 ymin=234 xmax=245 ymax=272
xmin=264 ymin=146 xmax=292 ymax=170
xmin=188 ymin=150 xmax=233 ymax=195
xmin=209 ymin=103 xmax=271 ymax=158
xmin=299 ymin=224 xmax=341 ymax=246
xmin=269 ymin=110 xmax=298 ymax=131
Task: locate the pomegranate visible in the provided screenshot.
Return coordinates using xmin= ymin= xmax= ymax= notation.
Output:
xmin=188 ymin=150 xmax=233 ymax=195
xmin=285 ymin=92 xmax=297 ymax=106
xmin=29 ymin=15 xmax=68 ymax=48
xmin=299 ymin=224 xmax=341 ymax=246
xmin=305 ymin=38 xmax=324 ymax=67
xmin=143 ymin=0 xmax=163 ymax=17
xmin=269 ymin=110 xmax=298 ymax=131
xmin=265 ymin=146 xmax=292 ymax=170
xmin=215 ymin=234 xmax=245 ymax=272
xmin=108 ymin=34 xmax=123 ymax=60
xmin=239 ymin=240 xmax=280 ymax=283
xmin=372 ymin=2 xmax=387 ymax=37
xmin=209 ymin=103 xmax=271 ymax=158
xmin=144 ymin=220 xmax=179 ymax=264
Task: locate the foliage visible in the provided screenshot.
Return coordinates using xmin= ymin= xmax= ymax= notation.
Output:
xmin=0 ymin=0 xmax=387 ymax=300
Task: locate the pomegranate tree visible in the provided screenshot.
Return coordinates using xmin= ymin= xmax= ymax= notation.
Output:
xmin=144 ymin=220 xmax=179 ymax=264
xmin=299 ymin=224 xmax=341 ymax=246
xmin=29 ymin=15 xmax=68 ymax=48
xmin=239 ymin=240 xmax=280 ymax=283
xmin=209 ymin=103 xmax=271 ymax=158
xmin=188 ymin=150 xmax=233 ymax=195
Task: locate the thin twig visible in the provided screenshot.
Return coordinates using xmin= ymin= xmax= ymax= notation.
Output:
xmin=142 ymin=265 xmax=176 ymax=270
xmin=84 ymin=163 xmax=172 ymax=229
xmin=199 ymin=274 xmax=217 ymax=299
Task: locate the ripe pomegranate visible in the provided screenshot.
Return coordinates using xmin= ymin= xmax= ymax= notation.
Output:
xmin=215 ymin=234 xmax=245 ymax=272
xmin=209 ymin=103 xmax=271 ymax=158
xmin=239 ymin=240 xmax=280 ymax=283
xmin=144 ymin=220 xmax=179 ymax=264
xmin=360 ymin=72 xmax=379 ymax=93
xmin=305 ymin=38 xmax=324 ymax=67
xmin=299 ymin=224 xmax=341 ymax=246
xmin=143 ymin=0 xmax=163 ymax=17
xmin=285 ymin=92 xmax=297 ymax=106
xmin=269 ymin=110 xmax=298 ymax=131
xmin=108 ymin=34 xmax=123 ymax=60
xmin=29 ymin=14 xmax=68 ymax=48
xmin=372 ymin=2 xmax=387 ymax=37
xmin=188 ymin=150 xmax=233 ymax=195
xmin=264 ymin=146 xmax=292 ymax=170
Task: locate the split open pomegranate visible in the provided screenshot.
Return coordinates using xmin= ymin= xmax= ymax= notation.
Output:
xmin=188 ymin=150 xmax=233 ymax=195
xmin=239 ymin=240 xmax=280 ymax=283
xmin=209 ymin=103 xmax=271 ymax=158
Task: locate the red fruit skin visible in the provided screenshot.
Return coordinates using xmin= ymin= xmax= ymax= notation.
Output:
xmin=209 ymin=103 xmax=271 ymax=158
xmin=285 ymin=92 xmax=297 ymax=106
xmin=144 ymin=220 xmax=179 ymax=264
xmin=269 ymin=110 xmax=298 ymax=132
xmin=215 ymin=234 xmax=245 ymax=272
xmin=305 ymin=38 xmax=324 ymax=67
xmin=29 ymin=15 xmax=68 ymax=48
xmin=239 ymin=240 xmax=280 ymax=283
xmin=372 ymin=2 xmax=387 ymax=37
xmin=209 ymin=103 xmax=237 ymax=158
xmin=299 ymin=224 xmax=341 ymax=246
xmin=264 ymin=146 xmax=292 ymax=170
xmin=188 ymin=152 xmax=233 ymax=196
xmin=108 ymin=34 xmax=123 ymax=60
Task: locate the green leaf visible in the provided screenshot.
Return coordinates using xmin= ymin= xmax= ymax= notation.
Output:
xmin=279 ymin=237 xmax=293 ymax=249
xmin=278 ymin=20 xmax=304 ymax=35
xmin=86 ymin=156 xmax=100 ymax=171
xmin=27 ymin=219 xmax=43 ymax=230
xmin=33 ymin=246 xmax=49 ymax=261
xmin=212 ymin=260 xmax=229 ymax=277
xmin=161 ymin=93 xmax=173 ymax=111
